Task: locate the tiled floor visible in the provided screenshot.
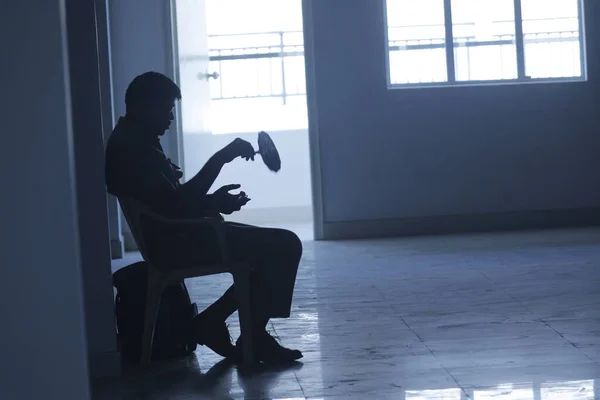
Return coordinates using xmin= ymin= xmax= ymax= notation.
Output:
xmin=99 ymin=228 xmax=600 ymax=399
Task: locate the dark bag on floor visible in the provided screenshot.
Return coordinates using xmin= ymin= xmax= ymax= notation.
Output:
xmin=113 ymin=261 xmax=198 ymax=362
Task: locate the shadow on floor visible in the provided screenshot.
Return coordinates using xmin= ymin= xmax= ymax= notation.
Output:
xmin=93 ymin=355 xmax=303 ymax=400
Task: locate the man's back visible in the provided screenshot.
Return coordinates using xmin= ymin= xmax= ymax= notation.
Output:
xmin=105 ymin=117 xmax=187 ymax=218
xmin=105 ymin=117 xmax=218 ymax=263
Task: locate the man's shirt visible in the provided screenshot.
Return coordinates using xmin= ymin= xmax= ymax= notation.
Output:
xmin=105 ymin=117 xmax=220 ymax=266
xmin=105 ymin=117 xmax=198 ymax=218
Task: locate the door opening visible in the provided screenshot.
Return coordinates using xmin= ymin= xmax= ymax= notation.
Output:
xmin=172 ymin=0 xmax=313 ymax=240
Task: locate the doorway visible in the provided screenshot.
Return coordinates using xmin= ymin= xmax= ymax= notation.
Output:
xmin=172 ymin=0 xmax=313 ymax=240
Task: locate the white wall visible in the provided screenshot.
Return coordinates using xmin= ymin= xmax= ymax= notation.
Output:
xmin=183 ymin=129 xmax=312 ymax=212
xmin=109 ymin=0 xmax=178 ymax=158
xmin=96 ymin=0 xmax=124 ymax=259
xmin=304 ymin=0 xmax=600 ymax=238
xmin=108 ymin=0 xmax=179 ymax=248
xmin=0 ymin=0 xmax=91 ymax=398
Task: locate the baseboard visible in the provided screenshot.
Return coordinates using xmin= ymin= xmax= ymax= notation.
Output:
xmin=110 ymin=238 xmax=124 ymax=259
xmin=322 ymin=207 xmax=600 ymax=240
xmin=88 ymin=350 xmax=121 ymax=379
xmin=122 ymin=231 xmax=138 ymax=252
xmin=225 ymin=205 xmax=313 ymax=225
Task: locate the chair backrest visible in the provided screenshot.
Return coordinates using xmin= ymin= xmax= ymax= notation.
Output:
xmin=117 ymin=197 xmax=154 ymax=263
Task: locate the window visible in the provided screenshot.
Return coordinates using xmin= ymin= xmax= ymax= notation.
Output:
xmin=205 ymin=0 xmax=307 ymax=134
xmin=385 ymin=0 xmax=586 ymax=86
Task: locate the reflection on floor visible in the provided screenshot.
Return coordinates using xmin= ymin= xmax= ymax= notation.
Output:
xmin=100 ymin=228 xmax=600 ymax=399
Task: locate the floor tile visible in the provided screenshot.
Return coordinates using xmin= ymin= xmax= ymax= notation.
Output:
xmin=101 ymin=228 xmax=600 ymax=399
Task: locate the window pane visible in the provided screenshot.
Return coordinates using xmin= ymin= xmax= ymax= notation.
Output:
xmin=451 ymin=0 xmax=517 ymax=81
xmin=205 ymin=0 xmax=307 ymax=134
xmin=521 ymin=0 xmax=583 ymax=79
xmin=386 ymin=0 xmax=448 ymax=84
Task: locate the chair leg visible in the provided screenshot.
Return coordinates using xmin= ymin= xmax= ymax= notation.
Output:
xmin=233 ymin=268 xmax=254 ymax=366
xmin=141 ymin=268 xmax=164 ymax=365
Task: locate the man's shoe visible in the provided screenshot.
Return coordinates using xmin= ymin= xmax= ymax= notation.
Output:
xmin=193 ymin=315 xmax=236 ymax=358
xmin=236 ymin=331 xmax=303 ymax=364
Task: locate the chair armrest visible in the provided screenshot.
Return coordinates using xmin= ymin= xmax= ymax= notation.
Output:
xmin=138 ymin=208 xmax=233 ymax=263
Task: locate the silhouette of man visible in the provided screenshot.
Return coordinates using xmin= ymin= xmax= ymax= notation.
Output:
xmin=105 ymin=72 xmax=303 ymax=363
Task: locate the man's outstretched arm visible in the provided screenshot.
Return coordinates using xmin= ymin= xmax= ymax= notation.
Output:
xmin=181 ymin=151 xmax=228 ymax=200
xmin=181 ymin=138 xmax=256 ymax=198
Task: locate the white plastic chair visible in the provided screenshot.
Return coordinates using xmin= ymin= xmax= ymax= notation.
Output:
xmin=118 ymin=197 xmax=254 ymax=366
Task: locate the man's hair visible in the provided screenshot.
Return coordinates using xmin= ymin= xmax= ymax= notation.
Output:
xmin=125 ymin=72 xmax=182 ymax=113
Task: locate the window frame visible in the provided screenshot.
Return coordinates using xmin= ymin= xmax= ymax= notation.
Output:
xmin=383 ymin=0 xmax=588 ymax=89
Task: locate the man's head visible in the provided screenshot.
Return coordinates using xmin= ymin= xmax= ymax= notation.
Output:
xmin=125 ymin=72 xmax=181 ymax=135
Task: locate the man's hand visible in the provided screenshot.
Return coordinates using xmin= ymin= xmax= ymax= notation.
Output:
xmin=211 ymin=184 xmax=251 ymax=215
xmin=218 ymin=138 xmax=255 ymax=164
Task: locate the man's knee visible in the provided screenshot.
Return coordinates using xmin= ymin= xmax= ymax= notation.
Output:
xmin=278 ymin=229 xmax=302 ymax=260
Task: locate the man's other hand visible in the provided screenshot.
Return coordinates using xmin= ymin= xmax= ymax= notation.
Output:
xmin=212 ymin=184 xmax=251 ymax=215
xmin=218 ymin=138 xmax=255 ymax=163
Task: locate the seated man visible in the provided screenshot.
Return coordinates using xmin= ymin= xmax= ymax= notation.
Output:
xmin=105 ymin=71 xmax=303 ymax=363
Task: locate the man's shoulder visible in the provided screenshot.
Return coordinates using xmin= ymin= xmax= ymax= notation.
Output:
xmin=105 ymin=126 xmax=122 ymax=160
xmin=106 ymin=119 xmax=131 ymax=150
xmin=106 ymin=121 xmax=148 ymax=163
xmin=105 ymin=121 xmax=145 ymax=196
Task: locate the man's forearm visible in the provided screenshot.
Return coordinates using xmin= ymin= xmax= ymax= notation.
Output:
xmin=201 ymin=194 xmax=216 ymax=211
xmin=182 ymin=150 xmax=226 ymax=196
xmin=175 ymin=193 xmax=222 ymax=218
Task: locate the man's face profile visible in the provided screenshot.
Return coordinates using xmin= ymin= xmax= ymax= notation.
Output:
xmin=143 ymin=99 xmax=176 ymax=135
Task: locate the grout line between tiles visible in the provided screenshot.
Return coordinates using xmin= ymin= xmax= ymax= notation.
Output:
xmin=373 ymin=279 xmax=471 ymax=398
xmin=480 ymin=271 xmax=600 ymax=367
xmin=269 ymin=322 xmax=308 ymax=399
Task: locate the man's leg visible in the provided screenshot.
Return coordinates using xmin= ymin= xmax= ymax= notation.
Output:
xmin=226 ymin=224 xmax=303 ymax=362
xmin=197 ymin=284 xmax=237 ymax=321
xmin=193 ymin=283 xmax=238 ymax=358
xmin=194 ymin=224 xmax=302 ymax=360
xmin=199 ymin=223 xmax=302 ymax=321
xmin=193 ymin=223 xmax=260 ymax=323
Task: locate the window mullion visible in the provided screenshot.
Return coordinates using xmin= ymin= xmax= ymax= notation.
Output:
xmin=577 ymin=0 xmax=586 ymax=78
xmin=443 ymin=0 xmax=456 ymax=82
xmin=513 ymin=0 xmax=526 ymax=79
